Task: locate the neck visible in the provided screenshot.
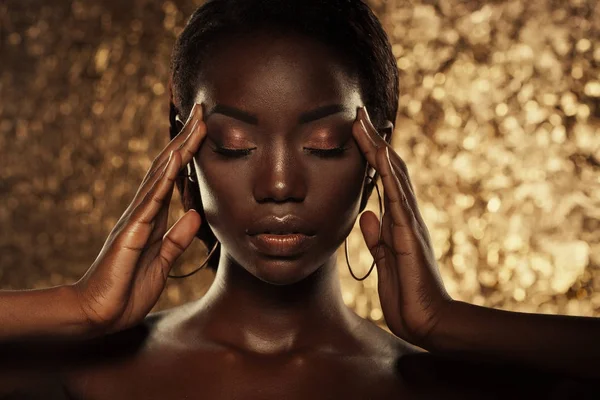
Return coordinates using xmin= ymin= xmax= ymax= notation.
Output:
xmin=185 ymin=250 xmax=360 ymax=355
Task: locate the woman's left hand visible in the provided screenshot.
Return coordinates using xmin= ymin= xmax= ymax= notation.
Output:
xmin=351 ymin=106 xmax=453 ymax=347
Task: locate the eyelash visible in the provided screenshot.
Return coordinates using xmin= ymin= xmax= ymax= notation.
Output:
xmin=212 ymin=146 xmax=349 ymax=159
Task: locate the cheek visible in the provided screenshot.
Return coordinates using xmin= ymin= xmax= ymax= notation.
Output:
xmin=194 ymin=147 xmax=366 ymax=240
xmin=325 ymin=167 xmax=363 ymax=203
xmin=195 ymin=156 xmax=250 ymax=240
xmin=308 ymin=154 xmax=367 ymax=232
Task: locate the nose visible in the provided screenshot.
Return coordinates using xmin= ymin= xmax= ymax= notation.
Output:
xmin=253 ymin=144 xmax=307 ymax=203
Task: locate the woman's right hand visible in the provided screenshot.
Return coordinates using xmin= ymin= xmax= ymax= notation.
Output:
xmin=71 ymin=103 xmax=206 ymax=336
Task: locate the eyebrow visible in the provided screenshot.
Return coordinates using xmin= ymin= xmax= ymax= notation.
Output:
xmin=206 ymin=103 xmax=347 ymax=125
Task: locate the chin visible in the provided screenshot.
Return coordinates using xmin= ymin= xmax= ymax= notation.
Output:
xmin=251 ymin=257 xmax=320 ymax=286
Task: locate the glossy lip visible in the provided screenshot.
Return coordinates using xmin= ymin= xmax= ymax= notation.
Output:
xmin=247 ymin=215 xmax=315 ymax=236
xmin=248 ymin=233 xmax=313 ymax=257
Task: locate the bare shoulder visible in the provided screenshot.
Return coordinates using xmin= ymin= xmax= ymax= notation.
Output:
xmin=382 ymin=334 xmax=597 ymax=399
xmin=351 ymin=319 xmax=598 ymax=398
xmin=350 ymin=312 xmax=424 ymax=358
xmin=0 ymin=370 xmax=70 ymax=400
xmin=59 ymin=305 xmax=192 ymax=399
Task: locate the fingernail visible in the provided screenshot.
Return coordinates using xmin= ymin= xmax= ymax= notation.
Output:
xmin=186 ymin=104 xmax=198 ymax=123
xmin=194 ymin=102 xmax=203 ymax=119
xmin=187 ymin=120 xmax=199 ymax=139
xmin=162 ymin=151 xmax=174 ymax=176
xmin=360 ymin=120 xmax=376 ymax=147
xmin=360 ymin=120 xmax=369 ymax=135
xmin=183 ymin=105 xmax=197 ymax=127
xmin=362 ymin=106 xmax=371 ymax=123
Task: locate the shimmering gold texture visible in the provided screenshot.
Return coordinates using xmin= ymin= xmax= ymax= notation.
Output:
xmin=1 ymin=1 xmax=598 ymax=321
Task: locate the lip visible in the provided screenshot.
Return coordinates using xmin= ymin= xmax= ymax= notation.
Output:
xmin=247 ymin=214 xmax=315 ymax=236
xmin=248 ymin=233 xmax=313 ymax=257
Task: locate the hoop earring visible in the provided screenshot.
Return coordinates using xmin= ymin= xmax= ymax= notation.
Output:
xmin=345 ymin=176 xmax=384 ymax=281
xmin=169 ymin=177 xmax=383 ymax=280
xmin=168 ymin=240 xmax=220 ymax=279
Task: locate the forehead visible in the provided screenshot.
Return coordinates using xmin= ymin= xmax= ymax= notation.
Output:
xmin=193 ymin=31 xmax=361 ymax=115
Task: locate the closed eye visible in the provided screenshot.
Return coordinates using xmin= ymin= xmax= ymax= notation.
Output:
xmin=304 ymin=146 xmax=349 ymax=158
xmin=212 ymin=147 xmax=255 ymax=157
xmin=212 ymin=146 xmax=349 ymax=158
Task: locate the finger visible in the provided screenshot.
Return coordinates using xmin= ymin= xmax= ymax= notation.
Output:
xmin=142 ymin=102 xmax=202 ymax=183
xmin=352 ymin=112 xmax=379 ymax=166
xmin=171 ymin=106 xmax=207 ymax=176
xmin=130 ymin=174 xmax=176 ymax=280
xmin=133 ymin=102 xmax=200 ymax=188
xmin=353 ymin=106 xmax=417 ymax=195
xmin=352 ymin=113 xmax=413 ymax=230
xmin=102 ymin=156 xmax=177 ymax=291
xmin=158 ymin=209 xmax=202 ymax=277
xmin=358 ymin=209 xmax=390 ymax=279
xmin=356 ymin=107 xmax=417 ymax=191
xmin=131 ymin=104 xmax=206 ymax=209
xmin=144 ymin=180 xmax=173 ymax=253
xmin=353 ymin=106 xmax=430 ymax=242
xmin=115 ymin=150 xmax=179 ymax=257
xmin=156 ymin=102 xmax=204 ymax=169
xmin=134 ymin=149 xmax=182 ymax=226
xmin=377 ymin=145 xmax=421 ymax=258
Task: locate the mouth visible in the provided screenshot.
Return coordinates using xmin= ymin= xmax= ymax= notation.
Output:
xmin=259 ymin=231 xmax=304 ymax=235
xmin=248 ymin=214 xmax=315 ymax=237
xmin=248 ymin=233 xmax=314 ymax=257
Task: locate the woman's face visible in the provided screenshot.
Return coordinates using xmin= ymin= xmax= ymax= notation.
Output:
xmin=192 ymin=31 xmax=371 ymax=285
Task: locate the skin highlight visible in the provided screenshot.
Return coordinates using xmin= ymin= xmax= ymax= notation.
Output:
xmin=1 ymin=3 xmax=598 ymax=398
xmin=177 ymin=31 xmax=394 ymax=356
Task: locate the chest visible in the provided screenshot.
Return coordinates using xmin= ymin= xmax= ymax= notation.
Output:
xmin=62 ymin=349 xmax=406 ymax=400
xmin=60 ymin=339 xmax=565 ymax=400
xmin=62 ymin=352 xmax=568 ymax=400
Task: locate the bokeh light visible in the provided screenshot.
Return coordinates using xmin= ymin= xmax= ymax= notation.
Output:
xmin=0 ymin=0 xmax=598 ymax=326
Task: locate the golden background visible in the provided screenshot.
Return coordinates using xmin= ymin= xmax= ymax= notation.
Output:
xmin=0 ymin=0 xmax=598 ymax=327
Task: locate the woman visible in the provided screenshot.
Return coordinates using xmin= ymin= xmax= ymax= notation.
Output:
xmin=1 ymin=0 xmax=598 ymax=398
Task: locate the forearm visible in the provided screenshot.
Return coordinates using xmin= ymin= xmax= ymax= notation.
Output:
xmin=425 ymin=300 xmax=600 ymax=380
xmin=0 ymin=285 xmax=89 ymax=341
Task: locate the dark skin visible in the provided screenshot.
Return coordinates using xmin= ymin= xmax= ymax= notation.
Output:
xmin=1 ymin=31 xmax=598 ymax=399
xmin=60 ymin=31 xmax=418 ymax=400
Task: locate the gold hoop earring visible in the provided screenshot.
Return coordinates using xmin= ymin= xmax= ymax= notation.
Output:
xmin=168 ymin=240 xmax=220 ymax=279
xmin=345 ymin=176 xmax=384 ymax=281
xmin=169 ymin=178 xmax=382 ymax=280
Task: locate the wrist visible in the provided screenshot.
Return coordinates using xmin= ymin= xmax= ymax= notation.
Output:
xmin=60 ymin=284 xmax=91 ymax=335
xmin=63 ymin=283 xmax=109 ymax=339
xmin=0 ymin=285 xmax=94 ymax=341
xmin=416 ymin=298 xmax=457 ymax=351
xmin=39 ymin=284 xmax=95 ymax=339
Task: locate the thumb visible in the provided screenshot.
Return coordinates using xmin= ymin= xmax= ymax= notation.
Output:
xmin=158 ymin=209 xmax=202 ymax=272
xmin=359 ymin=210 xmax=379 ymax=249
xmin=358 ymin=211 xmax=389 ymax=280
